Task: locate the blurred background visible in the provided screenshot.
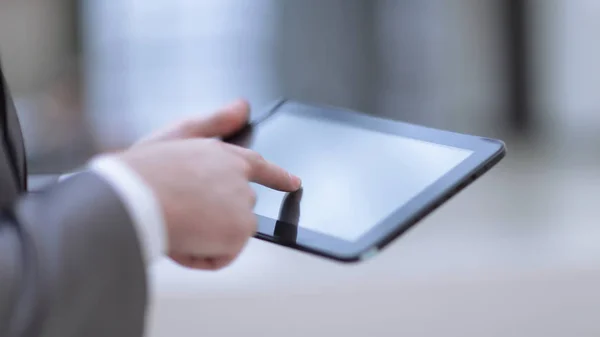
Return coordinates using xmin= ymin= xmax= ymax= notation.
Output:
xmin=2 ymin=0 xmax=600 ymax=336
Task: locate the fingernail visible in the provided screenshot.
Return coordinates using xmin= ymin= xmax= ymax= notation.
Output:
xmin=289 ymin=173 xmax=302 ymax=189
xmin=228 ymin=99 xmax=248 ymax=111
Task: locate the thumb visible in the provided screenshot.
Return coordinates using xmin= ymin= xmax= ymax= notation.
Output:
xmin=136 ymin=99 xmax=250 ymax=144
xmin=185 ymin=99 xmax=250 ymax=138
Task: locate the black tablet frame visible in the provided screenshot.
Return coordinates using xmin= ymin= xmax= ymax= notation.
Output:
xmin=226 ymin=98 xmax=506 ymax=263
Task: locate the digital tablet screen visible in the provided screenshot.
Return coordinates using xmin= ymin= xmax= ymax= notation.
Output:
xmin=249 ymin=106 xmax=474 ymax=242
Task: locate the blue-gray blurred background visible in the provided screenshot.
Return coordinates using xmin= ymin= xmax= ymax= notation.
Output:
xmin=1 ymin=1 xmax=600 ymax=336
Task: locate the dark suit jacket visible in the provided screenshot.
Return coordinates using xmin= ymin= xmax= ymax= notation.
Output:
xmin=0 ymin=63 xmax=148 ymax=336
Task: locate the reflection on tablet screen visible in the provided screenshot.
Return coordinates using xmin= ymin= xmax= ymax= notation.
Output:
xmin=249 ymin=107 xmax=473 ymax=242
xmin=272 ymin=189 xmax=303 ymax=243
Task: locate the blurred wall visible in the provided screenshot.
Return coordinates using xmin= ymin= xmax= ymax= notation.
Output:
xmin=533 ymin=0 xmax=600 ymax=135
xmin=82 ymin=0 xmax=286 ymax=148
xmin=7 ymin=0 xmax=600 ymax=169
xmin=82 ymin=0 xmax=509 ymax=150
xmin=0 ymin=0 xmax=76 ymax=95
xmin=432 ymin=0 xmax=507 ymax=134
xmin=0 ymin=0 xmax=89 ymax=172
xmin=528 ymin=0 xmax=600 ymax=167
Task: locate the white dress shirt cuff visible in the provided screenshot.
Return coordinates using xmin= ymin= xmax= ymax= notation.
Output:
xmin=84 ymin=155 xmax=167 ymax=265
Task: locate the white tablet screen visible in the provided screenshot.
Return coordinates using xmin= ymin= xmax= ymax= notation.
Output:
xmin=250 ymin=107 xmax=473 ymax=242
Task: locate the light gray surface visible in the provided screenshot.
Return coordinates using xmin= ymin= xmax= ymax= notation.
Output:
xmin=149 ymin=269 xmax=600 ymax=337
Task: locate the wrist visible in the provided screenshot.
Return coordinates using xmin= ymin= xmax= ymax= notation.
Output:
xmin=89 ymin=155 xmax=168 ymax=265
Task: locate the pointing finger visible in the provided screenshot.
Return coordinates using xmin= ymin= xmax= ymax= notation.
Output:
xmin=224 ymin=144 xmax=301 ymax=192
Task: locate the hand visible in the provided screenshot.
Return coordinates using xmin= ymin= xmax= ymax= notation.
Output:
xmin=118 ymin=100 xmax=301 ymax=270
xmin=134 ymin=99 xmax=252 ymax=145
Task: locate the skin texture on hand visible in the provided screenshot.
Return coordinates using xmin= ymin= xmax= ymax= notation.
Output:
xmin=135 ymin=100 xmax=253 ymax=145
xmin=120 ymin=99 xmax=301 ymax=270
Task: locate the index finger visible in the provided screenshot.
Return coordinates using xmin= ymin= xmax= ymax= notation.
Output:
xmin=224 ymin=145 xmax=302 ymax=192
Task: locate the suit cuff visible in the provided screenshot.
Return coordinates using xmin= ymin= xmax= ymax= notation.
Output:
xmin=87 ymin=155 xmax=167 ymax=265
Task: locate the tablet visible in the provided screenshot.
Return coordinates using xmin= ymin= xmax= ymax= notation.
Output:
xmin=226 ymin=99 xmax=505 ymax=263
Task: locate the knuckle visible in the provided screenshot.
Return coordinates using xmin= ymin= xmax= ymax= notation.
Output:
xmin=205 ymin=139 xmax=227 ymax=155
xmin=212 ymin=113 xmax=230 ymax=132
xmin=249 ymin=151 xmax=264 ymax=163
xmin=237 ymin=159 xmax=252 ymax=176
xmin=248 ymin=188 xmax=257 ymax=205
xmin=200 ymin=256 xmax=235 ymax=271
xmin=177 ymin=118 xmax=199 ymax=136
xmin=213 ymin=257 xmax=236 ymax=270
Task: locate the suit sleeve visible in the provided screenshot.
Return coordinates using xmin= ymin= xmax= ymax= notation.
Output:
xmin=0 ymin=171 xmax=147 ymax=337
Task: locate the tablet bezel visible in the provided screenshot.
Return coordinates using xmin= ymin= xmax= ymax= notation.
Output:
xmin=233 ymin=98 xmax=505 ymax=263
